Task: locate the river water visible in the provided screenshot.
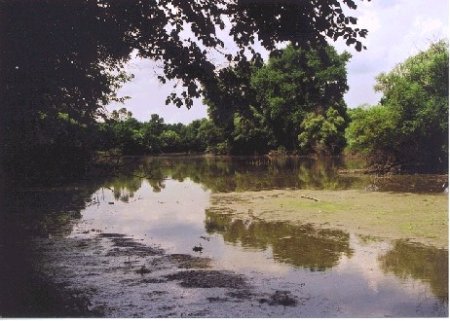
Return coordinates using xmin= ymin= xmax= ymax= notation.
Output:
xmin=1 ymin=156 xmax=448 ymax=317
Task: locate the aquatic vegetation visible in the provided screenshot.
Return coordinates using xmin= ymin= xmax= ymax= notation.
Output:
xmin=210 ymin=189 xmax=448 ymax=248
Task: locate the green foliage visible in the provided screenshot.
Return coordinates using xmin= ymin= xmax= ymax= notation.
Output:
xmin=203 ymin=43 xmax=350 ymax=154
xmin=95 ymin=110 xmax=144 ymax=155
xmin=140 ymin=114 xmax=165 ymax=153
xmin=182 ymin=120 xmax=208 ymax=152
xmin=102 ymin=44 xmax=351 ymax=157
xmin=298 ymin=107 xmax=347 ymax=155
xmin=251 ymin=45 xmax=350 ymax=151
xmin=232 ymin=113 xmax=271 ymax=154
xmin=346 ymin=40 xmax=449 ymax=172
xmin=346 ymin=105 xmax=398 ymax=157
xmin=160 ymin=130 xmax=182 ymax=153
xmin=2 ymin=1 xmax=369 ymax=182
xmin=94 ymin=111 xmax=231 ymax=155
xmin=203 ymin=62 xmax=262 ymax=145
xmin=197 ymin=119 xmax=228 ymax=154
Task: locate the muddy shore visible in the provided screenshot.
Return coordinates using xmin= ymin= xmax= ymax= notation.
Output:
xmin=3 ymin=231 xmax=311 ymax=317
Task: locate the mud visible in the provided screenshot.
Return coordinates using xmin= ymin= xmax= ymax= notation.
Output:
xmin=259 ymin=290 xmax=299 ymax=306
xmin=167 ymin=254 xmax=212 ymax=269
xmin=102 ymin=233 xmax=164 ymax=257
xmin=26 ymin=231 xmax=314 ymax=317
xmin=3 ymin=217 xmax=446 ymax=317
xmin=165 ymin=270 xmax=247 ymax=288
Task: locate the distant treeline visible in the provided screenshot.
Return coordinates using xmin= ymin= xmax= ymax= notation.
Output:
xmin=95 ymin=111 xmax=221 ymax=155
xmin=99 ymin=40 xmax=448 ymax=174
xmin=2 ymin=39 xmax=448 ymax=184
xmin=98 ymin=43 xmax=352 ymax=156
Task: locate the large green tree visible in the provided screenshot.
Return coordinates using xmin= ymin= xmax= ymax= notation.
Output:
xmin=203 ymin=60 xmax=266 ymax=154
xmin=251 ymin=44 xmax=351 ymax=152
xmin=346 ymin=40 xmax=449 ymax=172
xmin=204 ymin=44 xmax=351 ymax=154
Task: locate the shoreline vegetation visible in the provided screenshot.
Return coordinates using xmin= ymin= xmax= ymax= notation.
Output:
xmin=87 ymin=38 xmax=448 ymax=179
xmin=2 ymin=41 xmax=448 ymax=186
xmin=6 ymin=150 xmax=446 ymax=188
xmin=93 ymin=151 xmax=447 ymax=175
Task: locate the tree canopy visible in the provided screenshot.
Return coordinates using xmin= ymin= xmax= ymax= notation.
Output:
xmin=251 ymin=44 xmax=350 ymax=152
xmin=2 ymin=0 xmax=369 ymax=110
xmin=1 ymin=0 xmax=369 ymax=181
xmin=346 ymin=40 xmax=448 ymax=172
xmin=204 ymin=44 xmax=351 ymax=154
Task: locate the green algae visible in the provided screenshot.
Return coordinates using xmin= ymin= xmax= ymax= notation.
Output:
xmin=210 ymin=189 xmax=448 ymax=249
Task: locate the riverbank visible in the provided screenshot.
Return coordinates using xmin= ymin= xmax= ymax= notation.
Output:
xmin=209 ymin=189 xmax=448 ymax=249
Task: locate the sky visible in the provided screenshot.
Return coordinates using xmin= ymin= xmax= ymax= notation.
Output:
xmin=108 ymin=0 xmax=449 ymax=124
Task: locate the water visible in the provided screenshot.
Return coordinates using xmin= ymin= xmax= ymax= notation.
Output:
xmin=1 ymin=156 xmax=448 ymax=317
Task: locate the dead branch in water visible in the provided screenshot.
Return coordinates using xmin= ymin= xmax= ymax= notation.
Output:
xmin=300 ymin=195 xmax=319 ymax=202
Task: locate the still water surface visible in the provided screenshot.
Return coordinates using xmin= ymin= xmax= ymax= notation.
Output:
xmin=3 ymin=156 xmax=448 ymax=317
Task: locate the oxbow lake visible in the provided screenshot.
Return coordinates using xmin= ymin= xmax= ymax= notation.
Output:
xmin=1 ymin=156 xmax=448 ymax=317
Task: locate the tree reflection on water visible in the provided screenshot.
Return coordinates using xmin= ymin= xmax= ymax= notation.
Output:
xmin=205 ymin=210 xmax=353 ymax=271
xmin=109 ymin=156 xmax=446 ymax=195
xmin=379 ymin=240 xmax=448 ymax=302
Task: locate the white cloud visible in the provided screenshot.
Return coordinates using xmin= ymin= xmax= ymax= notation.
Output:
xmin=337 ymin=0 xmax=449 ymax=108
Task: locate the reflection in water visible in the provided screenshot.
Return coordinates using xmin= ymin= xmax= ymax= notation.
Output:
xmin=379 ymin=240 xmax=448 ymax=302
xmin=161 ymin=156 xmax=356 ymax=192
xmin=106 ymin=156 xmax=447 ymax=195
xmin=1 ymin=186 xmax=98 ymax=238
xmin=1 ymin=156 xmax=448 ymax=317
xmin=205 ymin=211 xmax=353 ymax=271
